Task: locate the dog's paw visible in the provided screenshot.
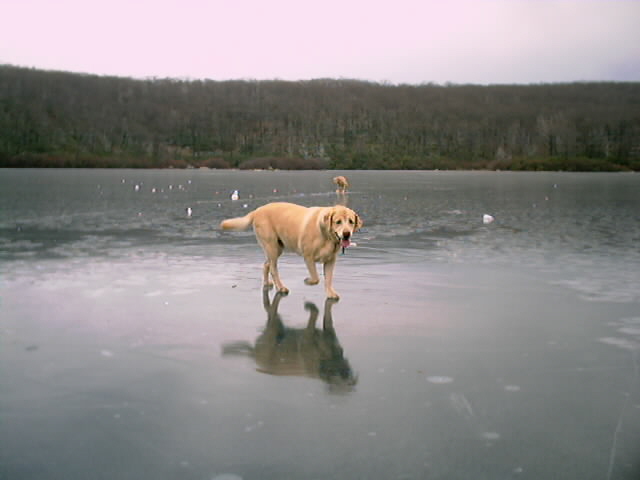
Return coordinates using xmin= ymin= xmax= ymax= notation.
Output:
xmin=304 ymin=277 xmax=320 ymax=285
xmin=326 ymin=291 xmax=340 ymax=300
xmin=278 ymin=286 xmax=290 ymax=295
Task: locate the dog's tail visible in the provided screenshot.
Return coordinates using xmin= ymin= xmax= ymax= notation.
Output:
xmin=220 ymin=211 xmax=254 ymax=231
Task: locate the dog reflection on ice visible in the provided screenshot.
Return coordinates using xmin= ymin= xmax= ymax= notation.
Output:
xmin=222 ymin=290 xmax=357 ymax=393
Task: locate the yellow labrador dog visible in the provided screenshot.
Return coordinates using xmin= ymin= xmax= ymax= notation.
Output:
xmin=220 ymin=202 xmax=362 ymax=299
xmin=333 ymin=175 xmax=349 ymax=194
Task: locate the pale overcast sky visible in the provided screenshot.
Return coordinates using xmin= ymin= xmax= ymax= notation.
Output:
xmin=1 ymin=0 xmax=638 ymax=84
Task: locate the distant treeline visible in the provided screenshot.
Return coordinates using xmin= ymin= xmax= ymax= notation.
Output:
xmin=1 ymin=65 xmax=639 ymax=170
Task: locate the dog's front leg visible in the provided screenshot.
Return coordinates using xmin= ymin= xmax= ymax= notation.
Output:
xmin=323 ymin=259 xmax=339 ymax=300
xmin=303 ymin=257 xmax=320 ymax=286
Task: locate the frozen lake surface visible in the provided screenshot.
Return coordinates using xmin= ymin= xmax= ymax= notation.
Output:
xmin=1 ymin=169 xmax=639 ymax=479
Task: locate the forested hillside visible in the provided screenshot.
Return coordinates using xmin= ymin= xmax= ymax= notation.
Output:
xmin=1 ymin=65 xmax=639 ymax=170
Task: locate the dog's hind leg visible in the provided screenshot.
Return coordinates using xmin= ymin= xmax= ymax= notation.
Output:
xmin=263 ymin=243 xmax=288 ymax=294
xmin=269 ymin=259 xmax=288 ymax=294
xmin=255 ymin=231 xmax=288 ymax=293
xmin=263 ymin=261 xmax=273 ymax=288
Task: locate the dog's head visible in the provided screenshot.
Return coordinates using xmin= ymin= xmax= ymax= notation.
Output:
xmin=323 ymin=206 xmax=362 ymax=247
xmin=333 ymin=176 xmax=349 ymax=187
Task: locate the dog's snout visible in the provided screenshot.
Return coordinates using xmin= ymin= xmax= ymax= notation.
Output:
xmin=343 ymin=231 xmax=351 ymax=239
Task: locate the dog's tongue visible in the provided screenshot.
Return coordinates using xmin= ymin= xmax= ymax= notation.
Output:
xmin=341 ymin=238 xmax=351 ymax=249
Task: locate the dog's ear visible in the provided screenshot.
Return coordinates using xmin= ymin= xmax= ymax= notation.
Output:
xmin=322 ymin=209 xmax=334 ymax=228
xmin=354 ymin=213 xmax=363 ymax=231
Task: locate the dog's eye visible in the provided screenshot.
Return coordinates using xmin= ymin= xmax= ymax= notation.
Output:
xmin=348 ymin=219 xmax=354 ymax=225
xmin=335 ymin=220 xmax=342 ymax=225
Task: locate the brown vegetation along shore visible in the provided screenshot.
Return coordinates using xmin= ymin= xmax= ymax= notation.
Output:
xmin=0 ymin=152 xmax=631 ymax=172
xmin=1 ymin=65 xmax=639 ymax=171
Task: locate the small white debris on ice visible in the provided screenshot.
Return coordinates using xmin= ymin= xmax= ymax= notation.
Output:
xmin=483 ymin=214 xmax=494 ymax=224
xmin=186 ymin=207 xmax=192 ymax=217
xmin=231 ymin=190 xmax=239 ymax=201
xmin=426 ymin=375 xmax=453 ymax=384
